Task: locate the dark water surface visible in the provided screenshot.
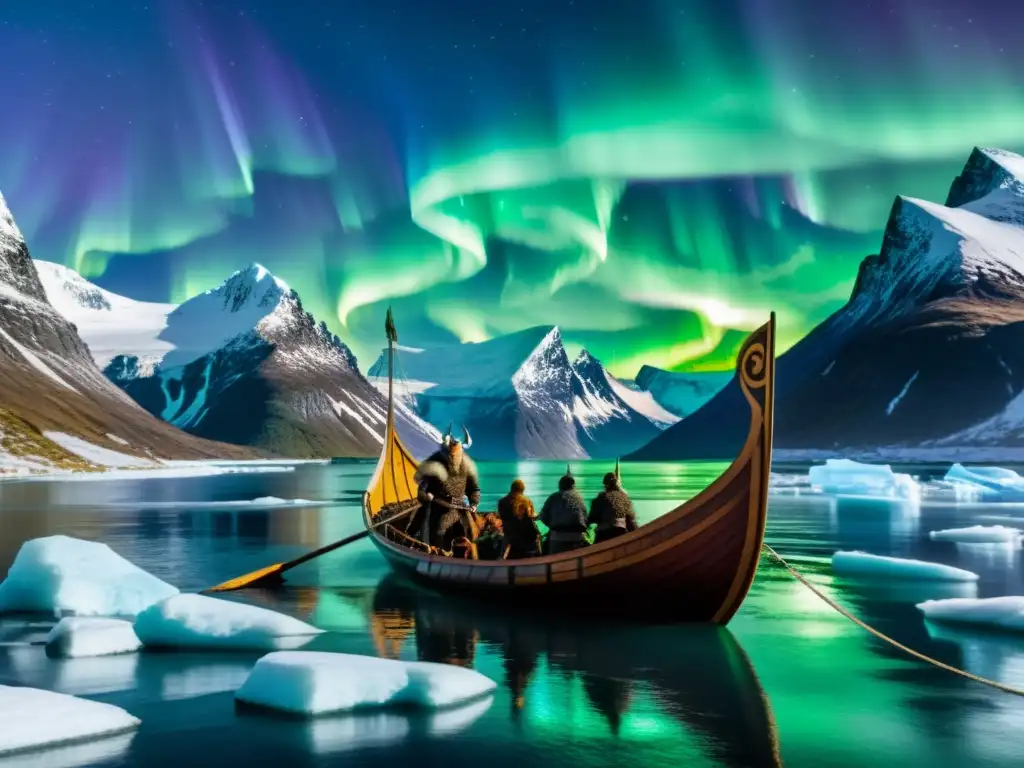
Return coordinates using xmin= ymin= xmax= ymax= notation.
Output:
xmin=1 ymin=460 xmax=1023 ymax=767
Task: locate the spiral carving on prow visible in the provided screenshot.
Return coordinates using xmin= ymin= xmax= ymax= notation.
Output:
xmin=740 ymin=341 xmax=767 ymax=391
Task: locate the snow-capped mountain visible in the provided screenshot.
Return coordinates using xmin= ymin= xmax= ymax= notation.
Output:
xmin=366 ymin=326 xmax=675 ymax=460
xmin=0 ymin=191 xmax=255 ymax=466
xmin=629 ymin=147 xmax=1024 ymax=460
xmin=57 ymin=262 xmax=440 ymax=459
xmin=35 ymin=260 xmax=176 ymax=369
xmin=632 ymin=365 xmax=732 ymax=418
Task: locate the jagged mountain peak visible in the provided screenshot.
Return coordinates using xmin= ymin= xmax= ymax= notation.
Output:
xmin=0 ymin=190 xmax=49 ymax=304
xmin=0 ymin=190 xmax=23 ymax=249
xmin=946 ymin=147 xmax=1024 ymax=210
xmin=213 ymin=262 xmax=293 ymax=313
xmin=846 ymin=191 xmax=1024 ymax=323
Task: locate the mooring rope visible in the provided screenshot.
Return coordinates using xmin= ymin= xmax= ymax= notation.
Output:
xmin=760 ymin=543 xmax=1024 ymax=698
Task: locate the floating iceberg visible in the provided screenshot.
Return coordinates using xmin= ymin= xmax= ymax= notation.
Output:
xmin=917 ymin=596 xmax=1024 ymax=633
xmin=0 ymin=535 xmax=179 ymax=618
xmin=807 ymin=459 xmax=919 ymax=502
xmin=133 ymin=594 xmax=324 ymax=651
xmin=45 ymin=618 xmax=142 ymax=658
xmin=831 ymin=551 xmax=979 ymax=581
xmin=928 ymin=525 xmax=1022 ymax=545
xmin=235 ymin=651 xmax=498 ymax=716
xmin=0 ymin=685 xmax=139 ymax=757
xmin=944 ymin=463 xmax=1024 ymax=502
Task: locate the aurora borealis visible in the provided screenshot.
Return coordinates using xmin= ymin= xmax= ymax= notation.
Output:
xmin=1 ymin=0 xmax=1022 ymax=376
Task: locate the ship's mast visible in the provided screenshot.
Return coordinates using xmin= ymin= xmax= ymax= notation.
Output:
xmin=384 ymin=307 xmax=397 ymax=444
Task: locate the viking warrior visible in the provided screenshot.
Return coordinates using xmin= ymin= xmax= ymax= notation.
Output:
xmin=587 ymin=471 xmax=638 ymax=543
xmin=539 ymin=466 xmax=590 ymax=555
xmin=408 ymin=423 xmax=482 ymax=553
xmin=498 ymin=479 xmax=541 ymax=559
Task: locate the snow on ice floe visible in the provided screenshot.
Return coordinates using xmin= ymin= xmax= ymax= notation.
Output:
xmin=235 ymin=651 xmax=497 ymax=716
xmin=943 ymin=463 xmax=1024 ymax=502
xmin=807 ymin=459 xmax=920 ymax=502
xmin=133 ymin=594 xmax=323 ymax=651
xmin=0 ymin=685 xmax=139 ymax=757
xmin=45 ymin=618 xmax=142 ymax=658
xmin=831 ymin=551 xmax=979 ymax=581
xmin=917 ymin=596 xmax=1024 ymax=633
xmin=928 ymin=525 xmax=1023 ymax=545
xmin=0 ymin=536 xmax=179 ymax=618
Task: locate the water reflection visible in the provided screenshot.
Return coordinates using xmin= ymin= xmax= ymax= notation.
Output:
xmin=333 ymin=575 xmax=783 ymax=767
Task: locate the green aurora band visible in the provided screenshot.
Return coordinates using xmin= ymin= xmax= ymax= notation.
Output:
xmin=3 ymin=0 xmax=1024 ymax=375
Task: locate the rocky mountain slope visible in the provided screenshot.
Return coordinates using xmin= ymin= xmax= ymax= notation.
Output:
xmin=628 ymin=147 xmax=1024 ymax=460
xmin=44 ymin=262 xmax=440 ymax=459
xmin=0 ymin=192 xmax=256 ymax=467
xmin=366 ymin=326 xmax=677 ymax=460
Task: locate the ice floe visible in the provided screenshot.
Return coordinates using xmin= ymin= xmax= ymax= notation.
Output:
xmin=0 ymin=535 xmax=179 ymax=618
xmin=807 ymin=459 xmax=920 ymax=502
xmin=943 ymin=463 xmax=1024 ymax=502
xmin=45 ymin=618 xmax=142 ymax=658
xmin=88 ymin=495 xmax=322 ymax=511
xmin=917 ymin=596 xmax=1024 ymax=633
xmin=235 ymin=651 xmax=497 ymax=716
xmin=831 ymin=551 xmax=979 ymax=581
xmin=0 ymin=685 xmax=139 ymax=757
xmin=928 ymin=525 xmax=1022 ymax=545
xmin=133 ymin=594 xmax=323 ymax=651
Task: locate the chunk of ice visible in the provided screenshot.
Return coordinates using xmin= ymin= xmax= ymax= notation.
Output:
xmin=831 ymin=551 xmax=979 ymax=581
xmin=235 ymin=651 xmax=498 ymax=716
xmin=944 ymin=463 xmax=1024 ymax=501
xmin=808 ymin=459 xmax=919 ymax=502
xmin=0 ymin=535 xmax=179 ymax=618
xmin=917 ymin=596 xmax=1024 ymax=633
xmin=0 ymin=685 xmax=139 ymax=757
xmin=45 ymin=618 xmax=142 ymax=658
xmin=133 ymin=594 xmax=324 ymax=651
xmin=928 ymin=525 xmax=1022 ymax=545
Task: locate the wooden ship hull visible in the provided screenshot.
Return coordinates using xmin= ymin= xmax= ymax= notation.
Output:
xmin=362 ymin=310 xmax=776 ymax=624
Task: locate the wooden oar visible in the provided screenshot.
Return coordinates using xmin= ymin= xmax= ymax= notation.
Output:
xmin=203 ymin=499 xmax=482 ymax=594
xmin=203 ymin=506 xmax=417 ymax=593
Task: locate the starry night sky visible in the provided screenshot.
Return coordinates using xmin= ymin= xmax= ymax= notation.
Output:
xmin=0 ymin=0 xmax=1021 ymax=375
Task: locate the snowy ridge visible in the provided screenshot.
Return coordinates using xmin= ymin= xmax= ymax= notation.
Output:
xmin=35 ymin=260 xmax=177 ymax=369
xmin=571 ymin=350 xmax=678 ymax=430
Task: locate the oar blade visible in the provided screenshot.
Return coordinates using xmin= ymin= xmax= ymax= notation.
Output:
xmin=205 ymin=563 xmax=286 ymax=593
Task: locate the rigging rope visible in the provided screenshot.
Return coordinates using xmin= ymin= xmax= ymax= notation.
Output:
xmin=760 ymin=543 xmax=1024 ymax=698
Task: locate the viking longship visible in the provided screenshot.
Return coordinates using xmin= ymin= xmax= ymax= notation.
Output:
xmin=362 ymin=309 xmax=776 ymax=624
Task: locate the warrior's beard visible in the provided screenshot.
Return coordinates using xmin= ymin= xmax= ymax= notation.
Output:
xmin=448 ymin=451 xmax=463 ymax=472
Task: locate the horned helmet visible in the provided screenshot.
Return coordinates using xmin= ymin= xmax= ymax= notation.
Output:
xmin=441 ymin=422 xmax=472 ymax=450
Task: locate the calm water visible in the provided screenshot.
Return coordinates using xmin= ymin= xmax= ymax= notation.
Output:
xmin=1 ymin=460 xmax=1023 ymax=768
